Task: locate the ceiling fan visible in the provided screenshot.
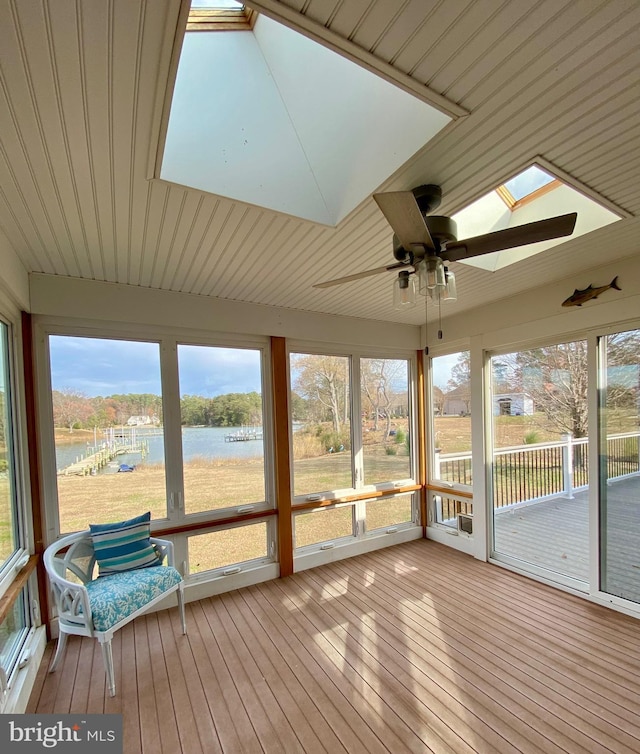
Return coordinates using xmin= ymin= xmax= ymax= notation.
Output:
xmin=314 ymin=185 xmax=577 ymax=299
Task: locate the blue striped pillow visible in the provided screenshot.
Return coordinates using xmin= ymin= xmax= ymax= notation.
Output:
xmin=90 ymin=512 xmax=161 ymax=576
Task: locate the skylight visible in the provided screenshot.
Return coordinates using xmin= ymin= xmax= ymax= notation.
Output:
xmin=502 ymin=165 xmax=555 ymax=203
xmin=451 ymin=162 xmax=622 ymax=272
xmin=161 ymin=14 xmax=451 ymax=225
xmin=191 ymin=1 xmax=244 ymax=6
xmin=188 ymin=1 xmax=253 ymax=31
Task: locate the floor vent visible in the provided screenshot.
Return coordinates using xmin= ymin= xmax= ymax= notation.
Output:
xmin=457 ymin=513 xmax=473 ymax=535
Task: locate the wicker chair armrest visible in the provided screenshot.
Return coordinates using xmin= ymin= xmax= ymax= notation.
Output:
xmin=150 ymin=537 xmax=175 ymax=567
xmin=47 ymin=570 xmax=93 ymax=630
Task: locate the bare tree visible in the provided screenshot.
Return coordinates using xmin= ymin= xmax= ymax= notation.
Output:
xmin=361 ymin=359 xmax=405 ymax=437
xmin=52 ymin=388 xmax=94 ymax=432
xmin=446 ymin=352 xmax=471 ymax=415
xmin=291 ymin=354 xmax=349 ymax=432
xmin=495 ymin=342 xmax=588 ymax=437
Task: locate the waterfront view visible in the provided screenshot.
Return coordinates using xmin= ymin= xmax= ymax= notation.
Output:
xmin=55 ymin=425 xmax=265 ymax=473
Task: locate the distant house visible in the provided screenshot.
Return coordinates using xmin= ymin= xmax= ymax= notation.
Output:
xmin=492 ymin=392 xmax=534 ymax=416
xmin=126 ymin=415 xmax=156 ymax=426
xmin=442 ymin=385 xmax=471 ymax=416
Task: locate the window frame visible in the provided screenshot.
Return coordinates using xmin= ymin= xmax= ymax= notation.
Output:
xmin=0 ymin=312 xmax=31 ymax=597
xmin=186 ymin=516 xmax=276 ymax=580
xmin=288 ymin=342 xmax=420 ymax=568
xmin=187 ymin=4 xmax=256 ymax=31
xmin=35 ymin=321 xmax=275 ymax=543
xmin=287 ymin=342 xmax=418 ymax=506
xmin=0 ymin=304 xmax=36 ymax=699
xmin=174 ymin=337 xmax=275 ymax=525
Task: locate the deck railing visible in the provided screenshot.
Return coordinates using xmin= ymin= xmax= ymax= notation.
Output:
xmin=435 ymin=432 xmax=640 ymax=514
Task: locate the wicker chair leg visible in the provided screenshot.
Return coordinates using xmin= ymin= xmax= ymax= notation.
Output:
xmin=100 ymin=638 xmax=116 ymax=697
xmin=178 ymin=584 xmax=187 ymax=635
xmin=49 ymin=630 xmax=68 ymax=673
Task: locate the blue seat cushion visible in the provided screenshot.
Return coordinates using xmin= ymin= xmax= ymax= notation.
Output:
xmin=85 ymin=565 xmax=182 ymax=632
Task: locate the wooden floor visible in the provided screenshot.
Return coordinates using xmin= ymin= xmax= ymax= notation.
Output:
xmin=29 ymin=540 xmax=640 ymax=754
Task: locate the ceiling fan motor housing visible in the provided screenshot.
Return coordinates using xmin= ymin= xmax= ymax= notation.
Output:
xmin=425 ymin=215 xmax=457 ymax=244
xmin=392 ymin=215 xmax=458 ymax=260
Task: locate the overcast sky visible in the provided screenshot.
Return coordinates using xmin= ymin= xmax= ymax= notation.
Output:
xmin=48 ymin=336 xmax=262 ymax=397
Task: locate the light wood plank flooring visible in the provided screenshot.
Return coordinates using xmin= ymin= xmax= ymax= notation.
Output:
xmin=28 ymin=540 xmax=640 ymax=753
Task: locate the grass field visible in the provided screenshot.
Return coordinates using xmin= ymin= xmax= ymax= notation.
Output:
xmin=38 ymin=412 xmax=635 ymax=575
xmin=54 ymin=450 xmax=416 ymax=575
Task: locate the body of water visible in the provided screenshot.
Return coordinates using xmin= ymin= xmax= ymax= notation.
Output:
xmin=55 ymin=426 xmax=264 ymax=473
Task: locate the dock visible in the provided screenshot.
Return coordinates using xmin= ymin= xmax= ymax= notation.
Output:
xmin=224 ymin=431 xmax=263 ymax=443
xmin=58 ymin=441 xmax=148 ymax=476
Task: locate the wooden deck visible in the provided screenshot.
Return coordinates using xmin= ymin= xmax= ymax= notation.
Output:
xmin=29 ymin=540 xmax=640 ymax=754
xmin=493 ymin=475 xmax=640 ymax=600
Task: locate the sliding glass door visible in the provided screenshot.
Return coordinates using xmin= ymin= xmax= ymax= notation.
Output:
xmin=598 ymin=328 xmax=640 ymax=603
xmin=489 ymin=341 xmax=589 ymax=583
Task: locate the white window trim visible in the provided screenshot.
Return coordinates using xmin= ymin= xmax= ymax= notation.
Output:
xmin=287 ymin=341 xmax=419 ymax=505
xmin=33 ymin=318 xmax=274 ymax=542
xmin=0 ymin=306 xmax=33 ymax=601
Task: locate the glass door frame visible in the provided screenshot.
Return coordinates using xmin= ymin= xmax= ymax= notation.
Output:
xmin=591 ymin=322 xmax=640 ymax=615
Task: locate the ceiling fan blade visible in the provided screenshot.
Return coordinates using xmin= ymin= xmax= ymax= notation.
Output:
xmin=373 ymin=191 xmax=436 ymax=251
xmin=444 ymin=212 xmax=577 ymax=262
xmin=314 ymin=262 xmax=407 ymax=289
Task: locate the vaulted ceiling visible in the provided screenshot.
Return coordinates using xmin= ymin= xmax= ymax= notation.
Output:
xmin=0 ymin=0 xmax=638 ymax=326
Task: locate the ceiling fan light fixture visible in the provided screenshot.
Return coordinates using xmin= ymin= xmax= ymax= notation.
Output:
xmin=393 ymin=270 xmax=417 ymax=310
xmin=416 ymin=259 xmax=428 ymax=292
xmin=443 ymin=267 xmax=457 ymax=301
xmin=424 ymin=256 xmax=446 ymax=290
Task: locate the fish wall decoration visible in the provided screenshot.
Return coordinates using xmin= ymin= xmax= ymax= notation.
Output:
xmin=562 ymin=276 xmax=621 ymax=307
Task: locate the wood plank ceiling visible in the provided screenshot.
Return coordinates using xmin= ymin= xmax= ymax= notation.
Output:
xmin=0 ymin=0 xmax=638 ymax=326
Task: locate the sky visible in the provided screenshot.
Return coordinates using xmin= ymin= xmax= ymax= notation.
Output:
xmin=49 ymin=335 xmax=463 ymax=398
xmin=431 ymin=352 xmax=461 ymax=390
xmin=48 ymin=336 xmax=262 ymax=398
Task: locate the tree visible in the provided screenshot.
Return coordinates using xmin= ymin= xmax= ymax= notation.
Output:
xmin=208 ymin=392 xmax=262 ymax=427
xmin=289 ymin=391 xmax=309 ymax=422
xmin=361 ymin=359 xmax=405 ymax=437
xmin=180 ymin=394 xmax=208 ymax=426
xmin=291 ymin=354 xmax=349 ymax=432
xmin=497 ymin=342 xmax=590 ymax=437
xmin=605 ymin=329 xmax=640 ymax=413
xmin=52 ymin=389 xmax=94 ymax=431
xmin=446 ymin=352 xmax=471 ymax=415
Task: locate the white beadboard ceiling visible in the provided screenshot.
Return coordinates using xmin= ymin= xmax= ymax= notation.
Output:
xmin=0 ymin=0 xmax=638 ymax=327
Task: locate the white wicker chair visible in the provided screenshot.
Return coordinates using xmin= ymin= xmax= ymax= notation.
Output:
xmin=44 ymin=530 xmax=186 ymax=696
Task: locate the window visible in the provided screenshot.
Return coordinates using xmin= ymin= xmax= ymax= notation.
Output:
xmin=451 ymin=161 xmax=622 ymax=272
xmin=42 ymin=328 xmax=275 ymax=584
xmin=48 ymin=336 xmax=166 ymax=532
xmin=365 ymin=494 xmax=413 ymax=532
xmin=361 ymin=358 xmax=411 ymax=485
xmin=290 ymin=352 xmax=353 ymax=497
xmin=290 ymin=347 xmax=418 ymax=558
xmin=429 ymin=351 xmax=473 ymax=530
xmin=187 ymin=1 xmax=255 ymax=31
xmin=0 ymin=313 xmax=33 ymax=695
xmin=294 ymin=506 xmax=354 ymax=549
xmin=598 ymin=328 xmax=640 ymax=603
xmin=177 ymin=344 xmax=266 ymax=515
xmin=0 ymin=588 xmax=30 ymax=689
xmin=0 ymin=322 xmax=20 ymax=567
xmin=188 ymin=521 xmax=270 ymax=575
xmin=500 ymin=165 xmax=558 ymax=206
